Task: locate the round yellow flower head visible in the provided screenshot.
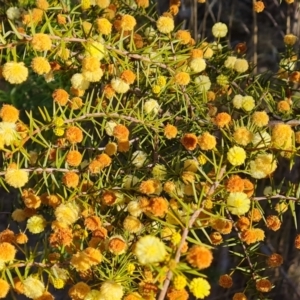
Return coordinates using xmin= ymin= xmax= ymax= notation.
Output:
xmin=31 ymin=33 xmax=52 ymax=51
xmin=55 ymin=201 xmax=80 ymax=225
xmin=96 ymin=18 xmax=112 ymax=35
xmin=95 ymin=0 xmax=110 ymax=8
xmin=224 ymin=56 xmax=237 ymax=69
xmin=189 ymin=277 xmax=211 ymax=299
xmin=120 ymin=14 xmax=136 ymax=31
xmin=284 ymin=34 xmax=297 ymax=46
xmin=5 ymin=163 xmax=29 ymax=188
xmin=233 ymin=127 xmax=253 ymax=146
xmin=212 ymin=22 xmax=228 ymax=38
xmin=227 ymin=192 xmax=250 ymax=215
xmin=71 ymin=73 xmax=90 ymax=90
xmin=156 ymin=16 xmax=174 ymax=34
xmin=227 ymin=146 xmax=246 ymax=166
xmin=189 ymin=57 xmax=206 ymax=72
xmin=0 ymin=279 xmax=10 ymax=298
xmin=234 ymin=58 xmax=249 ymax=73
xmin=242 ymin=96 xmax=255 ymax=111
xmin=111 ymin=78 xmax=130 ymax=93
xmin=31 ymin=57 xmax=51 ymax=75
xmin=85 ymin=41 xmax=106 ymax=60
xmin=195 ymin=75 xmax=211 ymax=92
xmin=198 ymin=132 xmax=216 ymax=150
xmin=27 ymin=215 xmax=46 ymax=234
xmin=252 ymin=111 xmax=269 ymax=127
xmin=175 ymin=30 xmax=191 ymax=45
xmin=2 ymin=62 xmax=28 ymax=84
xmin=144 ymin=99 xmax=160 ymax=115
xmin=271 ymin=123 xmax=293 ymax=149
xmin=133 ymin=235 xmax=167 ymax=264
xmin=174 ymin=72 xmax=190 ymax=85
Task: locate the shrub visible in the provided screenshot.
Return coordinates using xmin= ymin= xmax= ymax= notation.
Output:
xmin=0 ymin=0 xmax=299 ymax=299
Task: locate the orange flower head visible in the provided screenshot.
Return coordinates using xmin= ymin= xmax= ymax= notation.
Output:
xmin=57 ymin=14 xmax=66 ymax=24
xmin=211 ymin=218 xmax=232 ymax=234
xmin=113 ymin=124 xmax=129 ymax=141
xmin=88 ymin=160 xmax=103 ymax=173
xmin=190 ymin=48 xmax=203 ymax=59
xmin=181 ymin=133 xmax=198 ymax=151
xmin=139 ymin=179 xmax=161 ymax=195
xmin=0 ymin=104 xmax=19 ymax=123
xmin=164 ymin=124 xmax=178 ymax=139
xmin=120 ymin=14 xmax=136 ymax=31
xmin=174 ymin=72 xmax=190 ymax=85
xmin=0 ymin=229 xmax=15 ymax=243
xmin=252 ymin=111 xmax=269 ymax=127
xmin=236 ymin=216 xmax=250 ymax=231
xmin=15 ymin=232 xmax=28 ymax=244
xmin=277 ymin=100 xmax=291 ymax=112
xmin=241 ymin=228 xmax=265 ymax=245
xmin=295 ymin=234 xmax=300 ymax=249
xmin=148 ymin=197 xmax=169 ymax=217
xmin=121 ymin=70 xmax=136 ymax=84
xmin=213 ymin=112 xmax=231 ymax=128
xmin=84 ymin=216 xmax=102 ymax=231
xmin=243 ymin=179 xmax=254 ymax=197
xmin=256 ymin=279 xmax=272 ymax=293
xmin=102 ymin=190 xmax=117 ymax=206
xmin=0 ymin=279 xmax=10 ymax=298
xmin=186 ymin=245 xmax=213 ymax=269
xmin=105 ymin=142 xmax=118 ymax=156
xmin=22 ymin=189 xmax=41 ymax=210
xmin=253 ymin=1 xmax=265 ymax=13
xmin=133 ymin=33 xmax=144 ymax=48
xmin=233 ymin=293 xmax=247 ymax=300
xmin=225 ymin=175 xmax=244 ymax=192
xmin=166 ymin=288 xmax=189 ymax=300
xmin=135 ymin=0 xmax=149 ymax=8
xmin=62 ymin=171 xmax=79 ymax=188
xmin=96 ymin=153 xmax=112 ymax=168
xmin=13 ymin=277 xmax=24 ymax=295
xmin=83 ymin=247 xmax=102 ymax=265
xmin=108 ymin=236 xmax=127 ymax=255
xmin=103 ymin=84 xmax=116 ymax=99
xmin=248 ymin=208 xmax=262 ymax=222
xmin=218 ymin=274 xmax=233 ymax=288
xmin=209 ymin=232 xmax=223 ymax=245
xmin=117 ymin=140 xmax=130 ymax=152
xmin=49 ymin=227 xmax=73 ymax=247
xmin=0 ymin=242 xmax=17 ymax=262
xmin=65 ymin=126 xmax=83 ymax=143
xmin=66 ymin=150 xmax=82 ymax=167
xmin=266 ymin=215 xmax=281 ymax=231
xmin=267 ymin=253 xmax=283 ymax=267
xmin=68 ymin=282 xmax=91 ymax=300
xmin=69 ymin=97 xmax=83 ymax=110
xmin=175 ymin=30 xmax=191 ymax=45
xmin=52 ymin=89 xmax=69 ymax=106
xmin=198 ymin=132 xmax=216 ymax=150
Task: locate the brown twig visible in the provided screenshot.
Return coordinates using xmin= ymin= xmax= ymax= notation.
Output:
xmin=157 ymin=165 xmax=226 ymax=300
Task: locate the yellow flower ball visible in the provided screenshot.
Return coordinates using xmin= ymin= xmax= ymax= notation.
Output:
xmin=31 ymin=56 xmax=51 ymax=75
xmin=189 ymin=278 xmax=211 ymax=299
xmin=227 ymin=146 xmax=246 ymax=166
xmin=5 ymin=164 xmax=29 ymax=188
xmin=234 ymin=58 xmax=249 ymax=73
xmin=27 ymin=215 xmax=46 ymax=233
xmin=120 ymin=14 xmax=136 ymax=31
xmin=31 ymin=33 xmax=52 ymax=51
xmin=156 ymin=16 xmax=174 ymax=34
xmin=242 ymin=96 xmax=255 ymax=111
xmin=2 ymin=62 xmax=28 ymax=84
xmin=96 ymin=18 xmax=112 ymax=35
xmin=212 ymin=22 xmax=228 ymax=38
xmin=227 ymin=192 xmax=250 ymax=215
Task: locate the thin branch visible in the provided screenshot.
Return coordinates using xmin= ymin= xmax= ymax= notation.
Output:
xmin=158 ymin=165 xmax=226 ymax=300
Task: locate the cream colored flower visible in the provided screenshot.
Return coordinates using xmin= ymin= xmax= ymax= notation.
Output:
xmin=249 ymin=153 xmax=277 ymax=179
xmin=23 ymin=276 xmax=45 ymax=299
xmin=27 ymin=215 xmax=46 ymax=234
xmin=189 ymin=58 xmax=206 ymax=72
xmin=224 ymin=56 xmax=237 ymax=69
xmin=111 ymin=78 xmax=130 ymax=93
xmin=152 ymin=164 xmax=167 ymax=180
xmin=252 ymin=132 xmax=271 ymax=149
xmin=127 ymin=200 xmax=143 ymax=217
xmin=6 ymin=7 xmax=20 ymax=20
xmin=212 ymin=22 xmax=228 ymax=38
xmin=195 ymin=75 xmax=211 ymax=92
xmin=227 ymin=192 xmax=250 ymax=215
xmin=134 ymin=235 xmax=167 ymax=265
xmin=105 ymin=121 xmax=117 ymax=136
xmin=232 ymin=94 xmax=243 ymax=109
xmin=84 ymin=290 xmax=103 ymax=300
xmin=144 ymin=99 xmax=160 ymax=115
xmin=123 ymin=175 xmax=139 ymax=189
xmin=132 ymin=150 xmax=147 ymax=168
xmin=99 ymin=281 xmax=124 ymax=300
xmin=82 ymin=68 xmax=103 ymax=82
xmin=71 ymin=73 xmax=90 ymax=90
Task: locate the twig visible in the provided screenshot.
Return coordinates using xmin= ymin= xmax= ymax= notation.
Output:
xmin=157 ymin=165 xmax=226 ymax=300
